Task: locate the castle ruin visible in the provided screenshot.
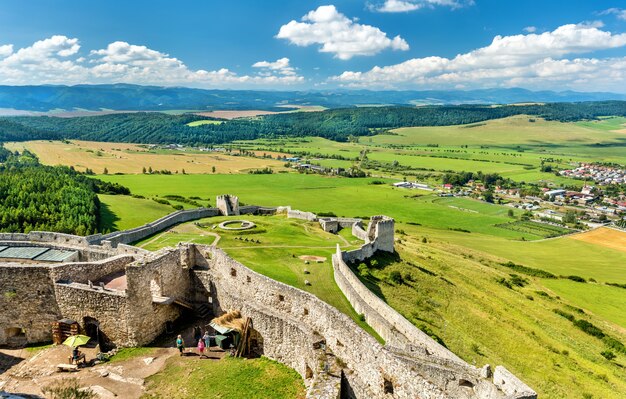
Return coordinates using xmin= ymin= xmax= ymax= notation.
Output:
xmin=0 ymin=195 xmax=536 ymax=399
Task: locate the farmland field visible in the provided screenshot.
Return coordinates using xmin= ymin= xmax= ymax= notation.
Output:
xmin=5 ymin=140 xmax=286 ymax=174
xmin=570 ymin=226 xmax=626 ymax=254
xmin=13 ymin=113 xmax=626 ymax=399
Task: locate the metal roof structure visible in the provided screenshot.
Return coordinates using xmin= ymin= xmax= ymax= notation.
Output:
xmin=0 ymin=246 xmax=49 ymax=260
xmin=34 ymin=249 xmax=77 ymax=262
xmin=0 ymin=246 xmax=77 ymax=262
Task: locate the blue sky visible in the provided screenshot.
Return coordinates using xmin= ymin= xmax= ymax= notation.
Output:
xmin=1 ymin=0 xmax=626 ymax=91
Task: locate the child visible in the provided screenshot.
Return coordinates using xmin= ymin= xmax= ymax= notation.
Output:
xmin=176 ymin=335 xmax=185 ymax=356
xmin=197 ymin=338 xmax=206 ymax=358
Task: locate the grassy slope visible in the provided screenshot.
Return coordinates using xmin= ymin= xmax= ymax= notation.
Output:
xmin=364 ymin=234 xmax=626 ymax=398
xmin=143 ymin=356 xmax=305 ymax=399
xmin=99 ymin=194 xmax=175 ymax=231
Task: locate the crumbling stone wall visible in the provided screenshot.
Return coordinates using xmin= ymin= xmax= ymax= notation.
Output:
xmin=95 ymin=207 xmax=220 ymax=247
xmin=198 ymin=245 xmax=535 ymax=399
xmin=288 ymin=209 xmax=317 ymax=221
xmin=0 ymin=265 xmax=59 ymax=345
xmin=54 ymin=282 xmax=131 ymax=345
xmin=216 ymin=195 xmax=240 ymax=216
xmin=50 ymin=255 xmax=133 ymax=285
xmin=124 ymin=248 xmax=189 ymax=346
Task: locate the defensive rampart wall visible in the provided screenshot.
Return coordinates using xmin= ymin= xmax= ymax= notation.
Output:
xmin=199 ymin=245 xmax=532 ymax=399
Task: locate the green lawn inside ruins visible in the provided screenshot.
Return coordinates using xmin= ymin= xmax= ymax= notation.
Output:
xmin=133 ymin=214 xmax=382 ymax=341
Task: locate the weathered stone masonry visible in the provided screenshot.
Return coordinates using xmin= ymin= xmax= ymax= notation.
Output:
xmin=0 ymin=196 xmax=536 ymax=399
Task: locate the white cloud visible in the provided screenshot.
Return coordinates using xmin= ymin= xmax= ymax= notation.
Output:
xmin=0 ymin=36 xmax=304 ymax=87
xmin=333 ymin=23 xmax=626 ymax=91
xmin=371 ymin=0 xmax=473 ymax=13
xmin=276 ymin=5 xmax=409 ymax=59
xmin=523 ymin=26 xmax=537 ymax=33
xmin=600 ymin=8 xmax=626 ymax=21
xmin=0 ymin=44 xmax=14 ymax=58
xmin=252 ymin=57 xmax=299 ymax=77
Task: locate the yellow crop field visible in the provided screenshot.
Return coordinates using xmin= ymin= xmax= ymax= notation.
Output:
xmin=5 ymin=140 xmax=287 ymax=174
xmin=570 ymin=227 xmax=626 ymax=254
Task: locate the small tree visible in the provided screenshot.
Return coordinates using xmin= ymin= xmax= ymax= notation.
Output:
xmin=212 ymin=166 xmax=216 ymax=173
xmin=601 ymin=350 xmax=616 ymax=361
xmin=142 ymin=167 xmax=147 ymax=174
xmin=103 ymin=167 xmax=108 ymax=175
xmin=507 ymin=209 xmax=514 ymax=217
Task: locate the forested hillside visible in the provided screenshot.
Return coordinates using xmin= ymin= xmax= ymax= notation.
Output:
xmin=1 ymin=101 xmax=626 ymax=145
xmin=0 ymin=149 xmax=129 ymax=234
xmin=1 ymin=84 xmax=625 ymax=111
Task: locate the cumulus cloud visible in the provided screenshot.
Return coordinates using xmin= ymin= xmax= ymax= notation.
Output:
xmin=0 ymin=36 xmax=304 ymax=87
xmin=600 ymin=8 xmax=626 ymax=21
xmin=371 ymin=0 xmax=473 ymax=13
xmin=333 ymin=23 xmax=626 ymax=91
xmin=276 ymin=5 xmax=409 ymax=59
xmin=523 ymin=26 xmax=537 ymax=33
xmin=252 ymin=57 xmax=298 ymax=77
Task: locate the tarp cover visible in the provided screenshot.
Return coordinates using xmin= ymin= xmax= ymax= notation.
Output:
xmin=209 ymin=322 xmax=234 ymax=335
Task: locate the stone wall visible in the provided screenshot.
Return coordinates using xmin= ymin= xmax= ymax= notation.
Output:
xmin=288 ymin=209 xmax=317 ymax=221
xmin=95 ymin=207 xmax=220 ymax=247
xmin=54 ymin=282 xmax=131 ymax=345
xmin=0 ymin=232 xmax=90 ymax=248
xmin=198 ymin=245 xmax=534 ymax=399
xmin=0 ymin=265 xmax=59 ymax=345
xmin=216 ymin=195 xmax=240 ymax=216
xmin=124 ymin=248 xmax=189 ymax=346
xmin=50 ymin=255 xmax=134 ymax=285
xmin=351 ymin=223 xmax=369 ymax=242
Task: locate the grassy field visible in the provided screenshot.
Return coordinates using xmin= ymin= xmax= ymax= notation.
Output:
xmin=21 ymin=114 xmax=626 ymax=398
xmin=134 ymin=214 xmax=382 ymax=341
xmin=99 ymin=194 xmax=174 ymax=231
xmin=143 ymin=356 xmax=305 ymax=399
xmin=354 ymin=235 xmax=626 ymax=398
xmin=186 ymin=120 xmax=222 ymax=126
xmin=99 ymin=174 xmax=539 ymax=240
xmin=5 ymin=140 xmax=286 ymax=174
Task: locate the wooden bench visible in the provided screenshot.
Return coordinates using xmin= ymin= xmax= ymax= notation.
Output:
xmin=56 ymin=363 xmax=78 ymax=372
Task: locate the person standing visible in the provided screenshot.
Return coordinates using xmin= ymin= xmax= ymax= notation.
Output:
xmin=203 ymin=330 xmax=211 ymax=351
xmin=197 ymin=338 xmax=206 ymax=358
xmin=176 ymin=335 xmax=185 ymax=356
xmin=193 ymin=326 xmax=202 ymax=343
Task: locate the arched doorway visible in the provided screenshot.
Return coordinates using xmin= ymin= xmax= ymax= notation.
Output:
xmin=83 ymin=317 xmax=111 ymax=351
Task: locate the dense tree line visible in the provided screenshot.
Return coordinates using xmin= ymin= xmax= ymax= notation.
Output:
xmin=1 ymin=101 xmax=626 ymax=145
xmin=0 ymin=148 xmax=130 ymax=235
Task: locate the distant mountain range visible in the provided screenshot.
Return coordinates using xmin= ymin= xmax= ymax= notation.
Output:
xmin=0 ymin=84 xmax=625 ymax=113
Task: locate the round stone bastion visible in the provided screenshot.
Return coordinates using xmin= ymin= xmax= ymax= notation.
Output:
xmin=218 ymin=220 xmax=256 ymax=231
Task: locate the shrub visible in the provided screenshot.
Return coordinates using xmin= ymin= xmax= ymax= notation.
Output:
xmin=603 ymin=336 xmax=626 ymax=354
xmin=553 ymin=309 xmax=575 ymax=321
xmin=566 ymin=275 xmax=586 ymax=283
xmin=509 ymin=274 xmax=529 ymax=287
xmin=496 ymin=277 xmax=512 ymax=289
xmin=389 ymin=271 xmax=404 ymax=285
xmin=573 ymin=319 xmax=605 ymax=339
xmin=358 ymin=313 xmax=366 ymax=322
xmin=172 ymin=204 xmax=184 ymax=210
xmin=357 ymin=263 xmax=369 ymax=276
xmin=43 ymin=378 xmax=96 ymax=399
xmin=601 ymin=350 xmax=616 ymax=361
xmin=500 ymin=261 xmax=556 ymax=279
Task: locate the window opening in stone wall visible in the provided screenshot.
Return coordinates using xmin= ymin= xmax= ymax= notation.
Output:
xmin=150 ymin=277 xmax=162 ymax=297
xmin=246 ymin=275 xmax=251 ymax=283
xmin=278 ymin=294 xmax=284 ymax=302
xmin=230 ymin=268 xmax=237 ymax=277
xmin=383 ymin=378 xmax=394 ymax=394
xmin=303 ymin=308 xmax=309 ymax=316
xmin=5 ymin=327 xmax=25 ymax=338
xmin=459 ymin=379 xmax=475 ymax=388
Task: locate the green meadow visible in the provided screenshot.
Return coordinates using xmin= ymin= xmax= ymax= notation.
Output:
xmin=85 ymin=114 xmax=626 ymax=398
